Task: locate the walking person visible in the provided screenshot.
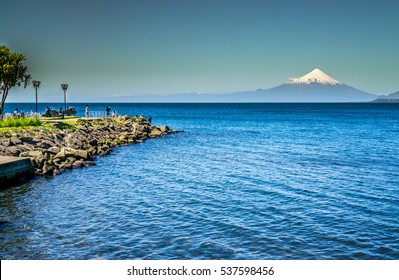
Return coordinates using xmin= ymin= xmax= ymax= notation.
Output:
xmin=106 ymin=106 xmax=111 ymax=118
xmin=85 ymin=104 xmax=89 ymax=118
xmin=112 ymin=110 xmax=116 ymax=118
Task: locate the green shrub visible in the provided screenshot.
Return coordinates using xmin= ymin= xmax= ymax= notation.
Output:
xmin=0 ymin=116 xmax=42 ymax=128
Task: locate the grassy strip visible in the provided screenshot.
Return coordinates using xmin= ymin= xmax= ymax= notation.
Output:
xmin=0 ymin=117 xmax=42 ymax=128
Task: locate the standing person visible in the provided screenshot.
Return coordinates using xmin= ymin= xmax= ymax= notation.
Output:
xmin=139 ymin=114 xmax=144 ymax=124
xmin=147 ymin=115 xmax=152 ymax=124
xmin=106 ymin=106 xmax=111 ymax=118
xmin=85 ymin=104 xmax=89 ymax=118
xmin=112 ymin=110 xmax=116 ymax=118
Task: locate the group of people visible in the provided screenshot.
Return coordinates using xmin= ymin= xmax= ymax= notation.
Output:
xmin=12 ymin=108 xmax=25 ymax=117
xmin=45 ymin=106 xmax=63 ymax=115
xmin=135 ymin=114 xmax=152 ymax=124
xmin=84 ymin=105 xmax=116 ymax=118
xmin=105 ymin=106 xmax=116 ymax=118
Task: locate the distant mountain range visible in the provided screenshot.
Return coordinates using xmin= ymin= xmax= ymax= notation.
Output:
xmin=388 ymin=91 xmax=399 ymax=98
xmin=371 ymin=91 xmax=399 ymax=103
xmin=112 ymin=68 xmax=394 ymax=102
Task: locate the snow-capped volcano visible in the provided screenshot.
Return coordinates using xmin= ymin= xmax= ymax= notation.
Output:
xmin=288 ymin=68 xmax=342 ymax=86
xmin=226 ymin=67 xmax=377 ymax=102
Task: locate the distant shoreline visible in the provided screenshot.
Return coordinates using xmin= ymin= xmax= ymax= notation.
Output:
xmin=369 ymin=99 xmax=399 ymax=103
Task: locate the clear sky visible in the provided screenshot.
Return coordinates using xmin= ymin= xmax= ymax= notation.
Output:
xmin=2 ymin=0 xmax=398 ymax=102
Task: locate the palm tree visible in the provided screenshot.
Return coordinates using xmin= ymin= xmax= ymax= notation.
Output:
xmin=0 ymin=46 xmax=31 ymax=119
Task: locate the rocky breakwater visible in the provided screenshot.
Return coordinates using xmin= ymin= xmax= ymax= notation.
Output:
xmin=0 ymin=116 xmax=176 ymax=176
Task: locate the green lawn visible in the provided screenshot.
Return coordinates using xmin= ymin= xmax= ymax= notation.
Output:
xmin=0 ymin=117 xmax=42 ymax=128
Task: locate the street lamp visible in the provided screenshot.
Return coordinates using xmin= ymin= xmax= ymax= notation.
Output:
xmin=61 ymin=83 xmax=68 ymax=111
xmin=32 ymin=80 xmax=41 ymax=113
xmin=0 ymin=81 xmax=3 ymax=120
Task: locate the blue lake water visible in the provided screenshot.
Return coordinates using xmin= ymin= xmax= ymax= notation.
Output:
xmin=1 ymin=103 xmax=399 ymax=259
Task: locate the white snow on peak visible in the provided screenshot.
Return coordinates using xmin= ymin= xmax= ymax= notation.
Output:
xmin=288 ymin=68 xmax=342 ymax=85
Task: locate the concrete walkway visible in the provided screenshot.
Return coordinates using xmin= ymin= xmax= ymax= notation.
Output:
xmin=40 ymin=117 xmax=81 ymax=124
xmin=0 ymin=156 xmax=34 ymax=186
xmin=40 ymin=117 xmax=105 ymax=124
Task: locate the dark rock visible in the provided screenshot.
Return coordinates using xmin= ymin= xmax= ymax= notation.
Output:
xmin=1 ymin=139 xmax=11 ymax=147
xmin=42 ymin=161 xmax=54 ymax=176
xmin=72 ymin=160 xmax=84 ymax=168
xmin=99 ymin=145 xmax=109 ymax=152
xmin=64 ymin=135 xmax=82 ymax=148
xmin=60 ymin=157 xmax=76 ymax=170
xmin=89 ymin=139 xmax=98 ymax=146
xmin=142 ymin=125 xmax=152 ymax=133
xmin=0 ymin=146 xmax=12 ymax=156
xmin=61 ymin=162 xmax=73 ymax=170
xmin=87 ymin=147 xmax=97 ymax=157
xmin=66 ymin=157 xmax=76 ymax=164
xmin=82 ymin=161 xmax=96 ymax=166
xmin=20 ymin=151 xmax=45 ymax=169
xmin=159 ymin=126 xmax=170 ymax=133
xmin=43 ymin=152 xmax=51 ymax=161
xmin=6 ymin=146 xmax=21 ymax=156
xmin=20 ymin=144 xmax=35 ymax=151
xmin=63 ymin=147 xmax=90 ymax=160
xmin=98 ymin=150 xmax=107 ymax=157
xmin=53 ymin=158 xmax=62 ymax=166
xmin=150 ymin=127 xmax=163 ymax=137
xmin=54 ymin=149 xmax=66 ymax=160
xmin=21 ymin=137 xmax=37 ymax=145
xmin=20 ymin=150 xmax=44 ymax=159
xmin=47 ymin=146 xmax=61 ymax=155
xmin=32 ymin=137 xmax=42 ymax=143
xmin=53 ymin=168 xmax=61 ymax=176
xmin=37 ymin=140 xmax=56 ymax=149
xmin=10 ymin=137 xmax=22 ymax=146
xmin=54 ymin=134 xmax=63 ymax=142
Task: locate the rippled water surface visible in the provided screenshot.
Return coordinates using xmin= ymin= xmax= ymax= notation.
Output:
xmin=1 ymin=103 xmax=399 ymax=259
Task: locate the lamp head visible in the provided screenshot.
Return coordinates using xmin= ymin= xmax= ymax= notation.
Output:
xmin=32 ymin=80 xmax=41 ymax=88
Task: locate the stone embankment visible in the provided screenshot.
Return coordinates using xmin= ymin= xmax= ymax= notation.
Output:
xmin=0 ymin=116 xmax=176 ymax=176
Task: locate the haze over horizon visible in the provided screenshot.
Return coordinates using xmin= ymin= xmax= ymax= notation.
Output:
xmin=2 ymin=0 xmax=399 ymax=102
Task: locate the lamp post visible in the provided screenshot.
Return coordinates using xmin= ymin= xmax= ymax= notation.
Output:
xmin=61 ymin=83 xmax=68 ymax=111
xmin=0 ymin=81 xmax=3 ymax=120
xmin=32 ymin=80 xmax=41 ymax=114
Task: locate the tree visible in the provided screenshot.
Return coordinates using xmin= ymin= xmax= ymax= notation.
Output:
xmin=0 ymin=46 xmax=31 ymax=119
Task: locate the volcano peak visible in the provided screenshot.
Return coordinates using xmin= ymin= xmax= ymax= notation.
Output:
xmin=288 ymin=68 xmax=342 ymax=85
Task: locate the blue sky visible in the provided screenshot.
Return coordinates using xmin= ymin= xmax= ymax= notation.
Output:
xmin=2 ymin=0 xmax=398 ymax=102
